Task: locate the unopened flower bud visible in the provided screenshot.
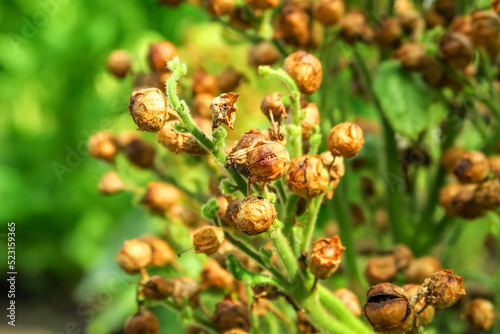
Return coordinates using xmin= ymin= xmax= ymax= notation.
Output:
xmin=205 ymin=0 xmax=234 ymax=16
xmin=403 ymin=284 xmax=435 ymax=326
xmin=142 ymin=275 xmax=175 ymax=300
xmin=420 ymin=269 xmax=465 ymax=309
xmin=98 ymin=171 xmax=125 ymax=195
xmin=211 ymin=93 xmax=239 ymax=130
xmin=393 ymin=43 xmax=428 ymax=71
xmin=236 ymin=196 xmax=277 ymax=236
xmin=201 ymin=258 xmax=234 ymax=289
xmin=260 ymin=93 xmax=287 ymax=122
xmin=141 ymin=235 xmax=175 ymax=266
xmin=277 ymin=5 xmax=310 ymax=47
xmin=115 ymin=239 xmax=152 ymax=273
xmin=334 ymin=288 xmax=361 ymax=317
xmin=142 ymin=182 xmax=182 ymax=214
xmin=403 ymin=256 xmax=442 ymax=284
xmin=125 ymin=309 xmax=159 ymax=334
xmin=129 ymin=88 xmax=171 ymax=132
xmin=454 ymin=151 xmax=490 ymax=184
xmin=461 ymin=298 xmax=495 ymax=330
xmin=123 ymin=137 xmax=155 ymax=169
xmin=373 ymin=18 xmax=403 ymax=50
xmin=362 ymin=283 xmax=415 ymax=334
xmin=394 ymin=244 xmax=414 ymax=271
xmin=107 ymin=50 xmax=131 ymax=79
xmin=283 ymin=51 xmax=323 ymax=95
xmin=212 ymin=297 xmax=251 ymax=332
xmin=287 ymin=155 xmax=329 ymax=198
xmin=307 ymin=236 xmax=345 ymax=279
xmin=327 ymin=122 xmax=364 ymax=158
xmin=314 ymin=0 xmax=345 ymax=27
xmin=339 ymin=11 xmax=373 ymax=45
xmin=248 ymin=42 xmax=281 ymax=67
xmin=192 ymin=93 xmax=214 ymax=118
xmin=246 ymin=0 xmax=278 ymax=11
xmin=193 ymin=68 xmax=218 ymax=96
xmin=301 ymin=103 xmax=320 ymax=140
xmin=217 ymin=67 xmax=244 ymax=93
xmin=474 ymin=179 xmax=500 ymax=210
xmin=441 ymin=146 xmax=468 ymax=174
xmin=148 ymin=41 xmax=179 ymax=75
xmin=365 ymin=256 xmax=398 ymax=285
xmin=89 ymin=132 xmax=118 ymax=163
xmin=193 ymin=226 xmax=225 ymax=256
xmin=157 ymin=120 xmax=209 ymax=156
xmin=439 ymin=33 xmax=474 ymax=69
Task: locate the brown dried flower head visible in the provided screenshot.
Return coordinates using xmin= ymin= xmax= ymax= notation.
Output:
xmin=141 ymin=235 xmax=175 ymax=267
xmin=107 ymin=50 xmax=131 ymax=79
xmin=362 ymin=283 xmax=415 ymax=334
xmin=421 ymin=269 xmax=466 ymax=309
xmin=212 ymin=296 xmax=251 ymax=332
xmin=236 ymin=196 xmax=277 ymax=236
xmin=327 ymin=122 xmax=365 ymax=158
xmin=142 ymin=181 xmax=182 ymax=215
xmin=474 ymin=178 xmax=500 ymax=210
xmin=142 ymin=275 xmax=175 ymax=300
xmin=339 ymin=11 xmax=373 ymax=44
xmin=403 ymin=284 xmax=435 ymax=326
xmin=454 ymin=151 xmax=490 ymax=184
xmin=129 ymin=88 xmax=172 ymax=132
xmin=461 ymin=298 xmax=495 ymax=331
xmin=441 ymin=146 xmax=468 ymax=174
xmin=334 ymin=288 xmax=361 ymax=317
xmin=228 ymin=128 xmax=269 ymax=177
xmin=301 ymin=103 xmax=320 ymax=140
xmin=125 ymin=309 xmax=159 ymax=334
xmin=89 ymin=132 xmax=118 ymax=163
xmin=439 ymin=33 xmax=475 ymax=69
xmin=374 ymin=18 xmax=403 ymax=50
xmin=393 ymin=43 xmax=429 ymax=71
xmin=193 ymin=226 xmax=225 ymax=256
xmin=286 ymin=155 xmax=329 ymax=198
xmin=394 ymin=244 xmax=414 ymax=271
xmin=314 ymin=0 xmax=345 ymax=27
xmin=201 ymin=258 xmax=234 ymax=289
xmin=148 ymin=41 xmax=179 ymax=75
xmin=123 ymin=137 xmax=156 ymax=169
xmin=283 ymin=51 xmax=323 ymax=95
xmin=260 ymin=93 xmax=287 ymax=122
xmin=99 ymin=171 xmax=125 ymax=195
xmin=364 ymin=255 xmax=398 ymax=285
xmin=277 ymin=5 xmax=310 ymax=47
xmin=307 ymin=236 xmax=345 ymax=279
xmin=471 ymin=11 xmax=500 ymax=57
xmin=403 ymin=255 xmax=442 ymax=284
xmin=157 ymin=120 xmax=209 ymax=156
xmin=115 ymin=239 xmax=153 ymax=273
xmin=211 ymin=93 xmax=240 ymax=130
xmin=217 ymin=67 xmax=245 ymax=93
xmin=248 ymin=42 xmax=281 ymax=67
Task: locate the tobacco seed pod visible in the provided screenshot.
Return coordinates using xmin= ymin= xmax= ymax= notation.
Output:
xmin=394 ymin=244 xmax=414 ymax=271
xmin=107 ymin=50 xmax=131 ymax=79
xmin=261 ymin=128 xmax=287 ymax=147
xmin=246 ymin=141 xmax=290 ymax=183
xmin=301 ymin=103 xmax=320 ymax=140
xmin=283 ymin=51 xmax=323 ymax=95
xmin=260 ymin=93 xmax=287 ymax=122
xmin=398 ymin=10 xmax=425 ymax=37
xmin=451 ymin=16 xmax=472 ymax=37
xmin=98 ymin=171 xmax=125 ymax=195
xmin=212 ymin=297 xmax=251 ymax=332
xmin=471 ymin=11 xmax=500 ymax=58
xmin=334 ymin=288 xmax=361 ymax=317
xmin=487 ymin=155 xmax=500 ymax=176
xmin=452 ymin=183 xmax=487 ymax=219
xmin=314 ymin=0 xmax=345 ymax=27
xmin=192 ymin=93 xmax=214 ymax=118
xmin=236 ymin=196 xmax=277 ymax=236
xmin=211 ymin=93 xmax=239 ymax=130
xmin=393 ymin=43 xmax=428 ymax=71
xmin=373 ymin=18 xmax=403 ymax=50
xmin=142 ymin=182 xmax=182 ymax=215
xmin=125 ymin=309 xmax=159 ymax=334
xmin=454 ymin=151 xmax=490 ymax=184
xmin=439 ymin=183 xmax=462 ymax=216
xmin=205 ymin=0 xmax=234 ymax=16
xmin=493 ymin=0 xmax=500 ymax=14
xmin=277 ymin=5 xmax=310 ymax=47
xmin=201 ymin=258 xmax=234 ymax=289
xmin=228 ymin=128 xmax=269 ymax=177
xmin=248 ymin=42 xmax=281 ymax=67
xmin=307 ymin=236 xmax=345 ymax=279
xmin=327 ymin=122 xmax=364 ymax=158
xmin=147 ymin=41 xmax=179 ymax=75
xmin=287 ymin=155 xmax=329 ymax=198
xmin=217 ymin=67 xmax=244 ymax=93
xmin=193 ymin=68 xmax=218 ymax=96
xmin=123 ymin=137 xmax=156 ymax=169
xmin=141 ymin=235 xmax=175 ymax=267
xmin=222 ymin=198 xmax=242 ymax=227
xmin=403 ymin=256 xmax=442 ymax=284
xmin=403 ymin=284 xmax=435 ymax=326
xmin=474 ymin=179 xmax=500 ymax=210
xmin=421 ymin=269 xmax=466 ymax=309
xmin=365 ymin=256 xmax=398 ymax=285
xmin=129 ymin=88 xmax=171 ymax=132
xmin=89 ymin=132 xmax=118 ymax=163
xmin=439 ymin=33 xmax=474 ymax=69
xmin=142 ymin=275 xmax=175 ymax=300
xmin=193 ymin=226 xmax=225 ymax=256
xmin=246 ymin=0 xmax=278 ymax=11
xmin=441 ymin=146 xmax=468 ymax=174
xmin=461 ymin=298 xmax=495 ymax=331
xmin=157 ymin=119 xmax=209 ymax=156
xmin=115 ymin=239 xmax=152 ymax=273
xmin=320 ymin=152 xmax=345 ymax=198
xmin=338 ymin=11 xmax=373 ymax=45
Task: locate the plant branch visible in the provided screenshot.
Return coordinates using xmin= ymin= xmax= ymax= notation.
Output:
xmin=301 ymin=195 xmax=324 ymax=253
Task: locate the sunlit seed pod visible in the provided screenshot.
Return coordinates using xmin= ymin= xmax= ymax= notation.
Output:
xmin=471 ymin=11 xmax=500 ymax=58
xmin=307 ymin=236 xmax=345 ymax=279
xmin=142 ymin=182 xmax=182 ymax=215
xmin=286 ymin=155 xmax=329 ymax=198
xmin=461 ymin=298 xmax=495 ymax=331
xmin=338 ymin=11 xmax=373 ymax=45
xmin=487 ymin=155 xmax=500 ymax=176
xmin=227 ymin=128 xmax=269 ymax=177
xmin=123 ymin=137 xmax=156 ymax=169
xmin=88 ymin=132 xmax=119 ymax=163
xmin=246 ymin=141 xmax=290 ymax=183
xmin=452 ymin=183 xmax=488 ymax=219
xmin=115 ymin=239 xmax=153 ymax=274
xmin=129 ymin=88 xmax=172 ymax=132
xmin=403 ymin=255 xmax=442 ymax=284
xmin=98 ymin=171 xmax=125 ymax=195
xmin=398 ymin=10 xmax=425 ymax=37
xmin=107 ymin=50 xmax=131 ymax=79
xmin=439 ymin=32 xmax=475 ymax=69
xmin=314 ymin=0 xmax=345 ymax=27
xmin=394 ymin=244 xmax=414 ymax=271
xmin=140 ymin=235 xmax=176 ymax=267
xmin=301 ymin=103 xmax=320 ymax=140
xmin=236 ymin=196 xmax=277 ymax=236
xmin=441 ymin=146 xmax=468 ymax=174
xmin=142 ymin=275 xmax=175 ymax=300
xmin=276 ymin=5 xmax=310 ymax=47
xmin=193 ymin=226 xmax=225 ymax=256
xmin=201 ymin=258 xmax=234 ymax=289
xmin=439 ymin=183 xmax=462 ymax=216
xmin=260 ymin=93 xmax=287 ymax=122
xmin=327 ymin=122 xmax=364 ymax=158
xmin=402 ymin=284 xmax=435 ymax=326
xmin=420 ymin=269 xmax=466 ymax=309
xmin=364 ymin=256 xmax=398 ymax=285
xmin=334 ymin=288 xmax=361 ymax=317
xmin=393 ymin=43 xmax=428 ymax=71
xmin=261 ymin=128 xmax=287 ymax=147
xmin=147 ymin=41 xmax=179 ymax=75
xmin=212 ymin=297 xmax=251 ymax=332
xmin=373 ymin=18 xmax=403 ymax=50
xmin=283 ymin=51 xmax=323 ymax=95
xmin=450 ymin=16 xmax=473 ymax=37
xmin=124 ymin=309 xmax=160 ymax=334
xmin=454 ymin=151 xmax=490 ymax=184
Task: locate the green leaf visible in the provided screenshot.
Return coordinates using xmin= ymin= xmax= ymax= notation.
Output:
xmin=201 ymin=199 xmax=219 ymax=220
xmin=374 ymin=61 xmax=431 ymax=140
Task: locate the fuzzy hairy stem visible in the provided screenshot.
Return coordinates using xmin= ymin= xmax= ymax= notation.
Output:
xmin=301 ymin=195 xmax=324 ymax=253
xmin=268 ymin=219 xmax=300 ymax=281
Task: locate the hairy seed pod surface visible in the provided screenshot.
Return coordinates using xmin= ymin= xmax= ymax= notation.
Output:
xmin=307 ymin=236 xmax=345 ymax=279
xmin=193 ymin=226 xmax=225 ymax=256
xmin=283 ymin=51 xmax=323 ymax=95
xmin=327 ymin=122 xmax=364 ymax=158
xmin=115 ymin=239 xmax=153 ymax=273
xmin=236 ymin=196 xmax=277 ymax=236
xmin=129 ymin=88 xmax=171 ymax=132
xmin=286 ymin=155 xmax=329 ymax=198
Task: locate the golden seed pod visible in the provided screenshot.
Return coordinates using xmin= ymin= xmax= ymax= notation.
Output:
xmin=439 ymin=183 xmax=462 ymax=215
xmin=276 ymin=5 xmax=310 ymax=47
xmin=454 ymin=151 xmax=490 ymax=184
xmin=452 ymin=183 xmax=487 ymax=219
xmin=373 ymin=18 xmax=403 ymax=50
xmin=123 ymin=137 xmax=156 ymax=169
xmin=115 ymin=239 xmax=153 ymax=274
xmin=461 ymin=298 xmax=495 ymax=331
xmin=217 ymin=67 xmax=244 ymax=93
xmin=193 ymin=226 xmax=225 ymax=256
xmin=403 ymin=255 xmax=442 ymax=284
xmin=140 ymin=235 xmax=176 ymax=267
xmin=204 ymin=0 xmax=235 ymax=17
xmin=221 ymin=198 xmax=242 ymax=227
xmin=403 ymin=284 xmax=435 ymax=326
xmin=125 ymin=309 xmax=160 ymax=334
xmin=88 ymin=132 xmax=119 ymax=163
xmin=364 ymin=256 xmax=398 ymax=285
xmin=286 ymin=155 xmax=329 ymax=198
xmin=246 ymin=0 xmax=278 ymax=11
xmin=393 ymin=43 xmax=429 ymax=71
xmin=338 ymin=11 xmax=373 ymax=45
xmin=212 ymin=297 xmax=252 ymax=332
xmin=157 ymin=119 xmax=210 ymax=156
xmin=169 ymin=277 xmax=200 ymax=308
xmin=98 ymin=171 xmax=125 ymax=195
xmin=398 ymin=10 xmax=425 ymax=37
xmin=228 ymin=128 xmax=269 ymax=177
xmin=246 ymin=141 xmax=290 ymax=183
xmin=142 ymin=181 xmax=182 ymax=215
xmin=439 ymin=33 xmax=475 ymax=69
xmin=193 ymin=68 xmax=218 ymax=96
xmin=474 ymin=178 xmax=500 ymax=210
xmin=236 ymin=196 xmax=277 ymax=236
xmin=129 ymin=88 xmax=172 ymax=132
xmin=492 ymin=0 xmax=500 ymax=14
xmin=471 ymin=11 xmax=500 ymax=58
xmin=201 ymin=258 xmax=234 ymax=289
xmin=394 ymin=244 xmax=414 ymax=271
xmin=327 ymin=122 xmax=365 ymax=158
xmin=283 ymin=50 xmax=323 ymax=95
xmin=192 ymin=93 xmax=214 ymax=118
xmin=314 ymin=0 xmax=345 ymax=27
xmin=441 ymin=146 xmax=468 ymax=174
xmin=210 ymin=93 xmax=239 ymax=130
xmin=142 ymin=275 xmax=175 ymax=300
xmin=301 ymin=103 xmax=320 ymax=140
xmin=260 ymin=93 xmax=287 ymax=122
xmin=147 ymin=41 xmax=179 ymax=75
xmin=307 ymin=236 xmax=345 ymax=280
xmin=421 ymin=269 xmax=466 ymax=309
xmin=248 ymin=42 xmax=281 ymax=67
xmin=107 ymin=50 xmax=131 ymax=79
xmin=362 ymin=283 xmax=415 ymax=334
xmin=334 ymin=288 xmax=361 ymax=317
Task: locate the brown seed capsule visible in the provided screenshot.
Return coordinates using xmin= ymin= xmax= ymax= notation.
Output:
xmin=461 ymin=298 xmax=495 ymax=330
xmin=394 ymin=244 xmax=414 ymax=271
xmin=89 ymin=132 xmax=118 ymax=163
xmin=487 ymin=155 xmax=500 ymax=176
xmin=283 ymin=51 xmax=323 ymax=95
xmin=192 ymin=93 xmax=214 ymax=118
xmin=287 ymin=155 xmax=329 ymax=198
xmin=217 ymin=67 xmax=244 ymax=93
xmin=222 ymin=198 xmax=242 ymax=227
xmin=169 ymin=277 xmax=201 ymax=307
xmin=246 ymin=141 xmax=290 ymax=183
xmin=228 ymin=128 xmax=269 ymax=177
xmin=453 ymin=183 xmax=487 ymax=219
xmin=474 ymin=179 xmax=500 ymax=210
xmin=403 ymin=256 xmax=442 ymax=284
xmin=307 ymin=236 xmax=345 ymax=279
xmin=362 ymin=283 xmax=415 ymax=334
xmin=123 ymin=137 xmax=156 ymax=169
xmin=314 ymin=0 xmax=345 ymax=27
xmin=211 ymin=93 xmax=239 ymax=130
xmin=107 ymin=50 xmax=131 ymax=79
xmin=201 ymin=258 xmax=235 ymax=289
xmin=147 ymin=41 xmax=179 ymax=75
xmin=439 ymin=33 xmax=474 ymax=69
xmin=365 ymin=256 xmax=398 ymax=285
xmin=393 ymin=43 xmax=429 ymax=71
xmin=246 ymin=0 xmax=278 ymax=11
xmin=398 ymin=10 xmax=425 ymax=37
xmin=141 ymin=235 xmax=175 ymax=267
xmin=212 ymin=296 xmax=251 ymax=332
xmin=125 ymin=309 xmax=159 ymax=334
xmin=193 ymin=226 xmax=225 ymax=256
xmin=403 ymin=284 xmax=435 ymax=326
xmin=129 ymin=88 xmax=171 ymax=132
xmin=441 ymin=146 xmax=468 ymax=174
xmin=451 ymin=16 xmax=473 ymax=37
xmin=169 ymin=204 xmax=199 ymax=227
xmin=260 ymin=93 xmax=287 ymax=123
xmin=157 ymin=119 xmax=209 ymax=156
xmin=338 ymin=11 xmax=373 ymax=45
xmin=248 ymin=42 xmax=281 ymax=67
xmin=98 ymin=171 xmax=125 ymax=195
xmin=236 ymin=196 xmax=277 ymax=236
xmin=115 ymin=239 xmax=152 ymax=273
xmin=420 ymin=269 xmax=466 ymax=309
xmin=277 ymin=5 xmax=310 ymax=47
xmin=493 ymin=0 xmax=500 ymax=14
xmin=373 ymin=18 xmax=403 ymax=51
xmin=142 ymin=182 xmax=182 ymax=215
xmin=142 ymin=275 xmax=175 ymax=300
xmin=301 ymin=103 xmax=320 ymax=140
xmin=205 ymin=0 xmax=234 ymax=16
xmin=334 ymin=288 xmax=361 ymax=317
xmin=439 ymin=183 xmax=462 ymax=216
xmin=327 ymin=122 xmax=364 ymax=158
xmin=471 ymin=11 xmax=500 ymax=58
xmin=320 ymin=152 xmax=345 ymax=198
xmin=193 ymin=68 xmax=218 ymax=96
xmin=454 ymin=151 xmax=490 ymax=184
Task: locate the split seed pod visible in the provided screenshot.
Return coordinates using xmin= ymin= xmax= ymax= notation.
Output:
xmin=260 ymin=93 xmax=287 ymax=123
xmin=307 ymin=236 xmax=345 ymax=279
xmin=125 ymin=309 xmax=159 ymax=334
xmin=129 ymin=88 xmax=172 ymax=132
xmin=193 ymin=226 xmax=225 ymax=256
xmin=283 ymin=51 xmax=323 ymax=95
xmin=236 ymin=196 xmax=277 ymax=236
xmin=210 ymin=93 xmax=239 ymax=130
xmin=420 ymin=269 xmax=466 ymax=309
xmin=248 ymin=42 xmax=281 ymax=67
xmin=327 ymin=122 xmax=365 ymax=158
xmin=320 ymin=152 xmax=345 ymax=196
xmin=286 ymin=155 xmax=329 ymax=198
xmin=115 ymin=239 xmax=152 ymax=273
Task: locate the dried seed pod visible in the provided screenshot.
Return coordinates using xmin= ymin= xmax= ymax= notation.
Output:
xmin=89 ymin=132 xmax=118 ymax=163
xmin=115 ymin=239 xmax=152 ymax=273
xmin=439 ymin=33 xmax=474 ymax=69
xmin=166 ymin=277 xmax=200 ymax=307
xmin=193 ymin=68 xmax=218 ymax=96
xmin=246 ymin=0 xmax=278 ymax=11
xmin=398 ymin=10 xmax=425 ymax=37
xmin=493 ymin=0 xmax=500 ymax=14
xmin=307 ymin=236 xmax=345 ymax=279
xmin=228 ymin=128 xmax=269 ymax=176
xmin=211 ymin=93 xmax=239 ymax=130
xmin=283 ymin=51 xmax=323 ymax=95
xmin=212 ymin=296 xmax=251 ymax=332
xmin=107 ymin=50 xmax=131 ymax=79
xmin=362 ymin=283 xmax=415 ymax=334
xmin=474 ymin=179 xmax=500 ymax=210
xmin=205 ymin=0 xmax=234 ymax=16
xmin=461 ymin=298 xmax=495 ymax=331
xmin=98 ymin=171 xmax=125 ymax=195
xmin=403 ymin=284 xmax=435 ymax=326
xmin=248 ymin=42 xmax=281 ymax=67
xmin=246 ymin=141 xmax=290 ymax=183
xmin=441 ymin=146 xmax=468 ymax=174
xmin=338 ymin=11 xmax=373 ymax=45
xmin=452 ymin=183 xmax=487 ymax=219
xmin=125 ymin=309 xmax=159 ymax=334
xmin=142 ymin=182 xmax=182 ymax=214
xmin=334 ymin=288 xmax=361 ymax=317
xmin=277 ymin=5 xmax=310 ymax=47
xmin=201 ymin=258 xmax=234 ymax=289
xmin=425 ymin=4 xmax=447 ymax=28
xmin=487 ymin=155 xmax=500 ymax=176
xmin=403 ymin=256 xmax=442 ymax=284
xmin=222 ymin=198 xmax=242 ymax=227
xmin=260 ymin=93 xmax=287 ymax=123
xmin=320 ymin=152 xmax=345 ymax=198
xmin=236 ymin=196 xmax=277 ymax=236
xmin=123 ymin=137 xmax=156 ymax=169
xmin=373 ymin=18 xmax=403 ymax=50
xmin=217 ymin=67 xmax=244 ymax=93
xmin=451 ymin=16 xmax=472 ymax=37
xmin=286 ymin=155 xmax=329 ymax=198
xmin=192 ymin=93 xmax=214 ymax=118
xmin=327 ymin=122 xmax=364 ymax=158
xmin=393 ymin=43 xmax=428 ymax=71
xmin=157 ymin=120 xmax=209 ymax=156
xmin=129 ymin=88 xmax=171 ymax=132
xmin=314 ymin=0 xmax=345 ymax=27
xmin=394 ymin=244 xmax=414 ymax=271
xmin=439 ymin=183 xmax=462 ymax=216
xmin=141 ymin=235 xmax=175 ymax=267
xmin=301 ymin=103 xmax=320 ymax=140
xmin=148 ymin=41 xmax=179 ymax=75
xmin=365 ymin=256 xmax=398 ymax=285
xmin=142 ymin=275 xmax=175 ymax=300
xmin=193 ymin=226 xmax=225 ymax=256
xmin=454 ymin=151 xmax=490 ymax=184
xmin=472 ymin=11 xmax=500 ymax=58
xmin=420 ymin=269 xmax=466 ymax=309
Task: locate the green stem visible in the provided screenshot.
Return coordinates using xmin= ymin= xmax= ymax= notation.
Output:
xmin=268 ymin=220 xmax=299 ymax=280
xmin=301 ymin=195 xmax=323 ymax=253
xmin=159 ymin=300 xmax=219 ymax=334
xmin=283 ymin=194 xmax=299 ymax=239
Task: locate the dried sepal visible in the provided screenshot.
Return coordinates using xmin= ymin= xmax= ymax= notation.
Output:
xmin=307 ymin=236 xmax=345 ymax=279
xmin=211 ymin=93 xmax=240 ymax=130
